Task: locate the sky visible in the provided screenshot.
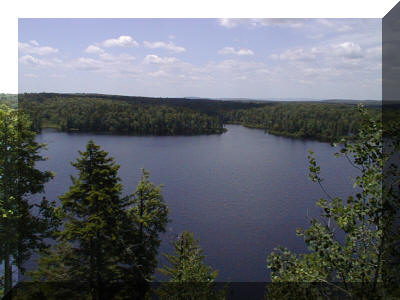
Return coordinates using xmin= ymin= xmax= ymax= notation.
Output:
xmin=18 ymin=18 xmax=382 ymax=100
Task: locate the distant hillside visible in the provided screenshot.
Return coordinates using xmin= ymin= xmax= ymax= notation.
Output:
xmin=322 ymin=99 xmax=382 ymax=106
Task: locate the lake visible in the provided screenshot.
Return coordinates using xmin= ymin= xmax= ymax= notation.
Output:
xmin=32 ymin=124 xmax=358 ymax=282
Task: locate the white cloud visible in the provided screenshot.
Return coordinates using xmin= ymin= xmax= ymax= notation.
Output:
xmin=85 ymin=45 xmax=105 ymax=54
xmin=19 ymin=55 xmax=53 ymax=67
xmin=218 ymin=47 xmax=254 ymax=56
xmin=102 ymin=36 xmax=139 ymax=48
xmin=332 ymin=42 xmax=363 ymax=59
xmin=143 ymin=41 xmax=185 ymax=53
xmin=271 ymin=42 xmax=364 ymax=62
xmin=219 ymin=18 xmax=304 ymax=29
xmin=143 ymin=54 xmax=178 ymax=64
xmin=18 ymin=41 xmax=58 ymax=56
xmin=68 ymin=51 xmax=137 ymax=74
xmin=316 ymin=19 xmax=353 ymax=33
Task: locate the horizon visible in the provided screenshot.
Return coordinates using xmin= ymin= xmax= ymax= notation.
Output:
xmin=2 ymin=91 xmax=382 ymax=102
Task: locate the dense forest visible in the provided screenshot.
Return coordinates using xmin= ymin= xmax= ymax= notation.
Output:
xmin=223 ymin=102 xmax=381 ymax=142
xmin=14 ymin=93 xmax=382 ymax=141
xmin=18 ymin=95 xmax=226 ymax=135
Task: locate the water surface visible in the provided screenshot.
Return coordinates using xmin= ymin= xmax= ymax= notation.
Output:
xmin=34 ymin=125 xmax=358 ymax=281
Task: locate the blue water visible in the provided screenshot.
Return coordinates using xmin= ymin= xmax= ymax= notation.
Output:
xmin=32 ymin=125 xmax=358 ymax=281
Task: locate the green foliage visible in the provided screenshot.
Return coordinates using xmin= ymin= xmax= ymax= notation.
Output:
xmin=267 ymin=105 xmax=400 ymax=299
xmin=0 ymin=94 xmax=18 ymax=109
xmin=124 ymin=169 xmax=169 ymax=281
xmin=52 ymin=140 xmax=133 ymax=298
xmin=19 ymin=94 xmax=226 ymax=135
xmin=18 ymin=93 xmax=382 ymax=141
xmin=0 ymin=106 xmax=56 ymax=296
xmin=31 ymin=141 xmax=169 ymax=299
xmin=158 ymin=230 xmax=225 ymax=300
xmin=223 ymin=102 xmax=381 ymax=142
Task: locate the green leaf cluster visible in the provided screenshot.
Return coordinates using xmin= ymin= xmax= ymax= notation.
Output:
xmin=267 ymin=105 xmax=400 ymax=299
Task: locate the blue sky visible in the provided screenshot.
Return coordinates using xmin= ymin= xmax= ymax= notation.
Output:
xmin=18 ymin=18 xmax=381 ymax=99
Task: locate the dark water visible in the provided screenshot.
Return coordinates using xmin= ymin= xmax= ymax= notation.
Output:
xmin=33 ymin=125 xmax=358 ymax=282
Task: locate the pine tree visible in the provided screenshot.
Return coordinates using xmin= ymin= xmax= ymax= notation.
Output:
xmin=158 ymin=231 xmax=224 ymax=300
xmin=33 ymin=142 xmax=170 ymax=299
xmin=115 ymin=169 xmax=169 ymax=299
xmin=124 ymin=169 xmax=169 ymax=281
xmin=0 ymin=106 xmax=56 ymax=297
xmin=57 ymin=140 xmax=129 ymax=299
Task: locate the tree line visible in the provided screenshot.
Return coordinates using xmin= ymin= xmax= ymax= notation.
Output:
xmin=17 ymin=93 xmax=381 ymax=142
xmin=19 ymin=95 xmax=226 ymax=135
xmin=222 ymin=102 xmax=381 ymax=142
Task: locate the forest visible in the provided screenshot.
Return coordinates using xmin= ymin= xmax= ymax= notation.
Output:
xmin=222 ymin=102 xmax=381 ymax=141
xmin=18 ymin=94 xmax=226 ymax=135
xmin=14 ymin=93 xmax=381 ymax=142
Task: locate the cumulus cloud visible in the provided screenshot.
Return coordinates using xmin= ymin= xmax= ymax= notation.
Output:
xmin=19 ymin=55 xmax=53 ymax=67
xmin=219 ymin=18 xmax=304 ymax=29
xmin=332 ymin=42 xmax=363 ymax=59
xmin=70 ymin=51 xmax=136 ymax=72
xmin=143 ymin=54 xmax=178 ymax=64
xmin=143 ymin=41 xmax=185 ymax=53
xmin=218 ymin=47 xmax=254 ymax=56
xmin=85 ymin=45 xmax=105 ymax=54
xmin=102 ymin=36 xmax=139 ymax=48
xmin=18 ymin=41 xmax=58 ymax=56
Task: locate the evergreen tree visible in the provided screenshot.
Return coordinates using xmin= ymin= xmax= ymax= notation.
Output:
xmin=56 ymin=140 xmax=130 ymax=299
xmin=158 ymin=231 xmax=224 ymax=300
xmin=117 ymin=169 xmax=169 ymax=299
xmin=124 ymin=169 xmax=169 ymax=280
xmin=32 ymin=142 xmax=170 ymax=299
xmin=0 ymin=106 xmax=56 ymax=297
